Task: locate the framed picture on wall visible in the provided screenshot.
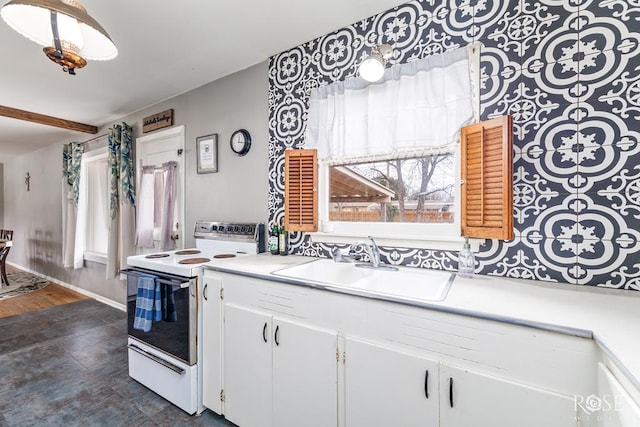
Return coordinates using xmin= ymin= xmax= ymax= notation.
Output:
xmin=197 ymin=134 xmax=218 ymax=174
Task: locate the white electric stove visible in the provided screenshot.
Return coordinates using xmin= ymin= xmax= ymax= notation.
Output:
xmin=127 ymin=222 xmax=265 ymax=276
xmin=124 ymin=221 xmax=265 ymax=415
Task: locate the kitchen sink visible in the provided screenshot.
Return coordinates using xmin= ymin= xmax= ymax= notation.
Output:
xmin=271 ymin=258 xmax=453 ymax=302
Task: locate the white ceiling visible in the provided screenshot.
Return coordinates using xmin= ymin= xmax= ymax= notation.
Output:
xmin=0 ymin=0 xmax=404 ymax=159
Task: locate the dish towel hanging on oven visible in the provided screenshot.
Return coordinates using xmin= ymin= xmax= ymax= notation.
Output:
xmin=133 ymin=273 xmax=162 ymax=332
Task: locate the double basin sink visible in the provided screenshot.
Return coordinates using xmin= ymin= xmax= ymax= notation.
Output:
xmin=271 ymin=258 xmax=453 ymax=302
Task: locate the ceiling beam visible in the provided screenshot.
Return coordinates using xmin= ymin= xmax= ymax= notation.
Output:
xmin=0 ymin=105 xmax=98 ymax=134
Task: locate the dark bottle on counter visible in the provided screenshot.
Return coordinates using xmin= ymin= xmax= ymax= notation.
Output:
xmin=278 ymin=223 xmax=288 ymax=256
xmin=269 ymin=223 xmax=280 ymax=255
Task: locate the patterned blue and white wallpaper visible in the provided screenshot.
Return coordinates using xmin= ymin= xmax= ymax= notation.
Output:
xmin=268 ymin=0 xmax=640 ymax=291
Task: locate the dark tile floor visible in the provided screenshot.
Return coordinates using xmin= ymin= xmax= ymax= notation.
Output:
xmin=0 ymin=299 xmax=234 ymax=426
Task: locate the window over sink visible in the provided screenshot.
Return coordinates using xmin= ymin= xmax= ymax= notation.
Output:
xmin=315 ymin=147 xmax=462 ymax=249
xmin=328 ymin=154 xmax=456 ymax=225
xmin=302 ymin=45 xmax=480 ymax=249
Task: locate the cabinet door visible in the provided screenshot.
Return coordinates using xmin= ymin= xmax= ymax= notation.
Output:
xmin=223 ymin=304 xmax=272 ymax=427
xmin=440 ymin=364 xmax=578 ymax=427
xmin=272 ymin=317 xmax=338 ymax=427
xmin=344 ymin=337 xmax=439 ymax=427
xmin=201 ymin=275 xmax=223 ymax=414
xmin=594 ymin=362 xmax=640 ymax=427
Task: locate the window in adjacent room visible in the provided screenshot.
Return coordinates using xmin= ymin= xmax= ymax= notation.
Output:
xmin=75 ymin=146 xmax=109 ymax=263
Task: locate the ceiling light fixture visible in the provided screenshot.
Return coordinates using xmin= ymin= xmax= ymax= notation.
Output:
xmin=359 ymin=43 xmax=393 ymax=83
xmin=1 ymin=0 xmax=117 ymax=75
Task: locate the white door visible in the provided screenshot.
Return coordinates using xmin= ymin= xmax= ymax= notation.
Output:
xmin=344 ymin=336 xmax=439 ymax=427
xmin=201 ymin=274 xmax=223 ymax=414
xmin=439 ymin=363 xmax=578 ymax=427
xmin=272 ymin=317 xmax=338 ymax=427
xmin=223 ymin=304 xmax=272 ymax=427
xmin=135 ymin=125 xmax=185 ymax=252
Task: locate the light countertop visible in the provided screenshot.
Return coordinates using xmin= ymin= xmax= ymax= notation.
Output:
xmin=203 ymin=253 xmax=640 ymax=392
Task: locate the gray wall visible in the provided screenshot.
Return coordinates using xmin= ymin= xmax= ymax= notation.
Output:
xmin=2 ymin=61 xmax=268 ymax=304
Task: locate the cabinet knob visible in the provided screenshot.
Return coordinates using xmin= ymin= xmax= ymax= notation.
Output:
xmin=263 ymin=322 xmax=268 ymax=343
xmin=449 ymin=377 xmax=454 ymax=408
xmin=274 ymin=325 xmax=280 ymax=346
xmin=203 ymin=284 xmax=208 ymax=301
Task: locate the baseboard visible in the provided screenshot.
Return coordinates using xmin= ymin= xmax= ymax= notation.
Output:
xmin=6 ymin=262 xmax=126 ymax=312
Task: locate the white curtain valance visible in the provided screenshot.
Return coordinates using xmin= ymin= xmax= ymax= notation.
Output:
xmin=306 ymin=46 xmax=476 ymax=163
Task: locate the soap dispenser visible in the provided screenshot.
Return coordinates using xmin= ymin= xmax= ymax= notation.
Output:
xmin=458 ymin=238 xmax=475 ymax=278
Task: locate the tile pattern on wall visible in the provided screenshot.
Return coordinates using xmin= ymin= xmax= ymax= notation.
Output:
xmin=268 ymin=0 xmax=640 ymax=290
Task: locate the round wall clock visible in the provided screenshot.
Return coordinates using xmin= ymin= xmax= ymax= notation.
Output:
xmin=230 ymin=129 xmax=251 ymax=156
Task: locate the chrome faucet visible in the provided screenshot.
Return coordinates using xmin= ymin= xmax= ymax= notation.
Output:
xmin=332 ymin=237 xmax=397 ymax=270
xmin=351 ymin=236 xmax=381 ymax=268
xmin=356 ymin=236 xmax=380 ymax=268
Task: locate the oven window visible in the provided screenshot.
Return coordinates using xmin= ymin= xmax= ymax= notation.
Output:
xmin=126 ymin=275 xmax=192 ymax=364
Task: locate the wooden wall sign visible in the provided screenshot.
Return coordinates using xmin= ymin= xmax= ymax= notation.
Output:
xmin=143 ymin=109 xmax=174 ymax=133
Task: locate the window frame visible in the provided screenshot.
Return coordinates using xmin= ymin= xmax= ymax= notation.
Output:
xmin=309 ymin=144 xmax=478 ymax=251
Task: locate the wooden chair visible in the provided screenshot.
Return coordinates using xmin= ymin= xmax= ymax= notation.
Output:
xmin=0 ymin=230 xmax=13 ymax=286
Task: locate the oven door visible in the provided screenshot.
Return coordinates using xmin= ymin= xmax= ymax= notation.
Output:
xmin=123 ymin=267 xmax=197 ymax=365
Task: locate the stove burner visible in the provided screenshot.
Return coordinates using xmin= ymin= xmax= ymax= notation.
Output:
xmin=178 ymin=257 xmax=210 ymax=264
xmin=175 ymin=249 xmax=201 ymax=255
xmin=145 ymin=253 xmax=170 ymax=259
xmin=214 ymin=254 xmax=236 ymax=259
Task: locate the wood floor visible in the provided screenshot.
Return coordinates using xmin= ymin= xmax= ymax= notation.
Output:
xmin=0 ymin=265 xmax=87 ymax=319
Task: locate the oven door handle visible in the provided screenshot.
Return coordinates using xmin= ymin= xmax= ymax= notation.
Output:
xmin=128 ymin=343 xmax=185 ymax=375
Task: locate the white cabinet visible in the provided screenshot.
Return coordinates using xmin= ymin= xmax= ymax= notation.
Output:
xmin=594 ymin=362 xmax=640 ymax=427
xmin=272 ymin=316 xmax=339 ymax=427
xmin=344 ymin=337 xmax=439 ymax=427
xmin=439 ymin=364 xmax=578 ymax=427
xmin=344 ymin=337 xmax=578 ymax=427
xmin=201 ymin=275 xmax=223 ymax=414
xmin=223 ymin=304 xmax=272 ymax=427
xmin=202 ymin=270 xmax=614 ymax=427
xmin=223 ymin=302 xmax=339 ymax=427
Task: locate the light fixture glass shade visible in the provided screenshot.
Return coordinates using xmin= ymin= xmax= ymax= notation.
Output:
xmin=359 ymin=44 xmax=393 ymax=83
xmin=1 ymin=0 xmax=117 ymax=61
xmin=359 ymin=53 xmax=385 ymax=82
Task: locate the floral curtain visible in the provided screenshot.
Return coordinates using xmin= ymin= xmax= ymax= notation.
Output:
xmin=106 ymin=122 xmax=136 ymax=279
xmin=61 ymin=142 xmax=84 ymax=268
